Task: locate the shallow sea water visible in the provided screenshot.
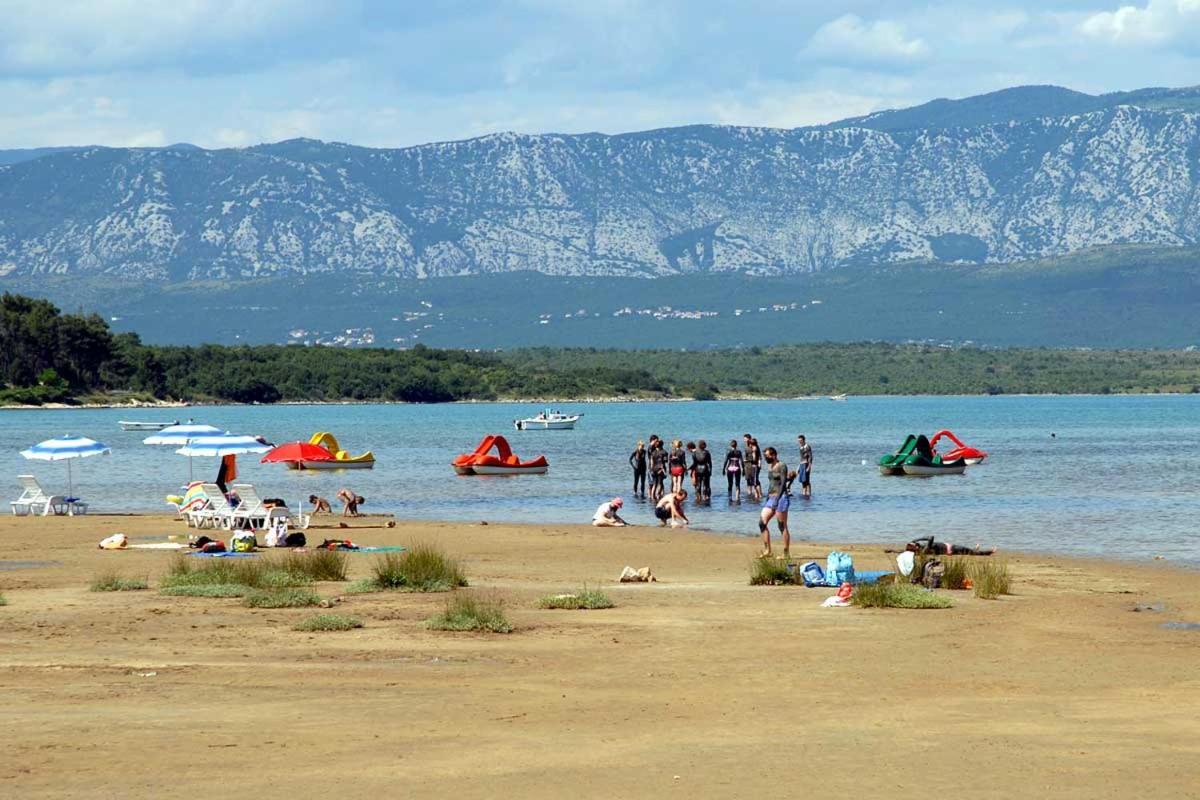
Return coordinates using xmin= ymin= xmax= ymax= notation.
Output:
xmin=2 ymin=396 xmax=1197 ymax=563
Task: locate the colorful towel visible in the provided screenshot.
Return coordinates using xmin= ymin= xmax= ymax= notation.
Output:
xmin=355 ymin=546 xmax=407 ymax=553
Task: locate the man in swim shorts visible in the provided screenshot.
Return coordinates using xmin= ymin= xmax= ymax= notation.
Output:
xmin=797 ymin=434 xmax=813 ymax=497
xmin=654 ymin=490 xmax=689 ymax=527
xmin=758 ymin=447 xmax=792 ymax=558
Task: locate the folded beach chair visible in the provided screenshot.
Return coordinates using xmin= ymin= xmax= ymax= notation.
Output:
xmin=11 ymin=475 xmax=67 ymax=516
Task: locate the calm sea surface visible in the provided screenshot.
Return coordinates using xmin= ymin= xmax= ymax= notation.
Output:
xmin=2 ymin=396 xmax=1198 ymax=564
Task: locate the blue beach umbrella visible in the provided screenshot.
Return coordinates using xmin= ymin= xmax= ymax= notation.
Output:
xmin=174 ymin=433 xmax=272 ymax=459
xmin=142 ymin=423 xmax=223 ymax=446
xmin=20 ymin=435 xmax=111 ymax=498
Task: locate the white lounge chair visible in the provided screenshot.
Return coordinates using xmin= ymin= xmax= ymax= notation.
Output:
xmin=187 ymin=484 xmax=239 ymax=530
xmin=11 ymin=475 xmax=67 ymax=516
xmin=230 ymin=484 xmax=271 ymax=530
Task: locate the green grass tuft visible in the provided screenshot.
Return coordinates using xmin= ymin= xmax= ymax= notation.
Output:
xmin=371 ymin=543 xmax=467 ymax=592
xmin=0 ymin=592 xmax=7 ymax=606
xmin=851 ymin=582 xmax=953 ymax=609
xmin=345 ymin=578 xmax=383 ymax=594
xmin=243 ymin=588 xmax=322 ymax=608
xmin=276 ymin=550 xmax=348 ymax=582
xmin=538 ymin=587 xmax=615 ymax=610
xmin=160 ymin=555 xmax=311 ymax=595
xmin=748 ymin=557 xmax=800 ymax=586
xmin=293 ymin=613 xmax=363 ymax=632
xmin=159 ymin=583 xmax=250 ymax=598
xmin=940 ymin=557 xmax=970 ymax=590
xmin=427 ymin=594 xmax=512 ymax=633
xmin=970 ymin=560 xmax=1012 ymax=599
xmin=90 ymin=569 xmax=149 ymax=592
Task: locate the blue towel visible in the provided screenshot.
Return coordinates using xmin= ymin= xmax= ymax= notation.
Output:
xmin=805 ymin=569 xmax=893 ymax=587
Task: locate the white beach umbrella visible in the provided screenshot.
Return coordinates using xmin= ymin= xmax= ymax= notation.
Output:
xmin=174 ymin=433 xmax=271 ymax=459
xmin=143 ymin=423 xmax=223 ymax=446
xmin=20 ymin=435 xmax=111 ymax=498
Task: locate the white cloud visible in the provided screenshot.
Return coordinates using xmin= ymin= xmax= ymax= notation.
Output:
xmin=711 ymin=87 xmax=899 ymax=129
xmin=0 ymin=0 xmax=330 ymax=74
xmin=804 ymin=14 xmax=929 ymax=63
xmin=124 ymin=129 xmax=167 ymax=147
xmin=1079 ymin=0 xmax=1200 ymax=46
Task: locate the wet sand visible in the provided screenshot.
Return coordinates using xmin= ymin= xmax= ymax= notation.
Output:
xmin=1 ymin=514 xmax=1198 ymax=799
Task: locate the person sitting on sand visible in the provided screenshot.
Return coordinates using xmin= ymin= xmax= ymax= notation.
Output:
xmin=309 ymin=494 xmax=331 ymax=514
xmin=592 ymin=497 xmax=628 ymax=527
xmin=905 ymin=535 xmax=995 ymax=556
xmin=336 ymin=488 xmax=364 ymax=517
xmin=654 ymin=490 xmax=689 ymax=528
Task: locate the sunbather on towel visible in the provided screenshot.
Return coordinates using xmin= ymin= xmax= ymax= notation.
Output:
xmin=906 ymin=536 xmax=995 ymax=556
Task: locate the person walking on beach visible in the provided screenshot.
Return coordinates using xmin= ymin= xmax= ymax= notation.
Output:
xmin=797 ymin=434 xmax=813 ymax=498
xmin=758 ymin=447 xmax=792 ymax=558
xmin=629 ymin=440 xmax=647 ymax=497
xmin=692 ymin=440 xmax=713 ymax=502
xmin=668 ymin=439 xmax=687 ymax=494
xmin=723 ymin=439 xmax=743 ymax=501
xmin=649 ymin=438 xmax=667 ymax=501
xmin=654 ymin=490 xmax=690 ymax=528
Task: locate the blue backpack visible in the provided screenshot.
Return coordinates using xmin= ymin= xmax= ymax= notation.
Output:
xmin=800 ymin=561 xmax=825 ymax=587
xmin=825 ymin=551 xmax=855 ymax=586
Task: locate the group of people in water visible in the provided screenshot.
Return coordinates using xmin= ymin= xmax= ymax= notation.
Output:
xmin=603 ymin=432 xmax=815 ymax=557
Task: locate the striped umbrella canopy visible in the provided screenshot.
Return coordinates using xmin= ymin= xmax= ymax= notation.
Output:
xmin=175 ymin=433 xmax=272 ymax=458
xmin=143 ymin=423 xmax=223 ymax=446
xmin=20 ymin=435 xmax=111 ymax=498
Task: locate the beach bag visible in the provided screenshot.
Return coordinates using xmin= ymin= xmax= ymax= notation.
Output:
xmin=825 ymin=551 xmax=855 ymax=586
xmin=264 ymin=517 xmax=289 ymax=547
xmin=98 ymin=533 xmax=128 ymax=550
xmin=801 ymin=561 xmax=825 ymax=586
xmin=922 ymin=559 xmax=944 ymax=589
xmin=284 ymin=531 xmax=307 ymax=548
xmin=231 ymin=531 xmax=257 ymax=552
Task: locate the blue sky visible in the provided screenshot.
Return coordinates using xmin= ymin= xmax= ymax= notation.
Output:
xmin=1 ymin=0 xmax=1198 ymax=149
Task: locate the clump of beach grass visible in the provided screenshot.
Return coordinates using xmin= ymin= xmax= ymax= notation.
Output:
xmin=368 ymin=544 xmax=467 ymax=592
xmin=0 ymin=592 xmax=7 ymax=606
xmin=427 ymin=594 xmax=512 ymax=633
xmin=749 ymin=556 xmax=799 ymax=586
xmin=538 ymin=587 xmax=615 ymax=610
xmin=243 ymin=587 xmax=322 ymax=608
xmin=159 ymin=583 xmax=250 ymax=598
xmin=969 ymin=560 xmax=1012 ymax=599
xmin=940 ymin=557 xmax=970 ymax=590
xmin=293 ymin=613 xmax=363 ymax=632
xmin=276 ymin=550 xmax=348 ymax=582
xmin=159 ymin=554 xmax=311 ymax=596
xmin=851 ymin=582 xmax=953 ymax=609
xmin=90 ymin=569 xmax=149 ymax=592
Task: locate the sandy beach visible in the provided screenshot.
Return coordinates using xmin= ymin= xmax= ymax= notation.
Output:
xmin=2 ymin=513 xmax=1198 ymax=799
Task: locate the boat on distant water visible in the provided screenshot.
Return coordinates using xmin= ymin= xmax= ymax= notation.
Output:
xmin=829 ymin=394 xmax=848 ymax=402
xmin=453 ymin=434 xmax=548 ymax=475
xmin=118 ymin=420 xmax=179 ymax=431
xmin=514 ymin=409 xmax=582 ymax=431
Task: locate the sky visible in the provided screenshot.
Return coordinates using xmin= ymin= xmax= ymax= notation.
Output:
xmin=1 ymin=0 xmax=1199 ymax=150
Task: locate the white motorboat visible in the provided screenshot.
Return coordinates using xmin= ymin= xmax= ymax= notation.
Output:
xmin=514 ymin=409 xmax=582 ymax=430
xmin=460 ymin=463 xmax=550 ymax=475
xmin=829 ymin=394 xmax=848 ymax=402
xmin=119 ymin=420 xmax=179 ymax=431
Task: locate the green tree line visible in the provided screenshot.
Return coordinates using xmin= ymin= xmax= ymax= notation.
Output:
xmin=4 ymin=292 xmax=1200 ymax=405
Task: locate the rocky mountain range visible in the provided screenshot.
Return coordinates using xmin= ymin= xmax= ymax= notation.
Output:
xmin=3 ymin=85 xmax=1200 ymax=282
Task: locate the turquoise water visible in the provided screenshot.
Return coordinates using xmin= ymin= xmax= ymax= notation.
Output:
xmin=3 ymin=396 xmax=1198 ymax=563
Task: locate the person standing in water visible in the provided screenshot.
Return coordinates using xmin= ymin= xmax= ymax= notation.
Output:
xmin=723 ymin=439 xmax=743 ymax=502
xmin=686 ymin=442 xmax=698 ymax=493
xmin=797 ymin=434 xmax=813 ymax=498
xmin=757 ymin=447 xmax=793 ymax=558
xmin=744 ymin=434 xmax=763 ymax=501
xmin=692 ymin=440 xmax=713 ymax=502
xmin=668 ymin=439 xmax=687 ymax=494
xmin=629 ymin=440 xmax=647 ymax=497
xmin=649 ymin=438 xmax=667 ymax=501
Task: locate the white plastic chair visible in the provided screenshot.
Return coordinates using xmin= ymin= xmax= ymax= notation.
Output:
xmin=230 ymin=484 xmax=270 ymax=530
xmin=11 ymin=475 xmax=67 ymax=516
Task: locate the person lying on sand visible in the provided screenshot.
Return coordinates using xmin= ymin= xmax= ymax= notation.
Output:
xmin=654 ymin=490 xmax=689 ymax=528
xmin=904 ymin=535 xmax=995 ymax=556
xmin=336 ymin=488 xmax=364 ymax=517
xmin=309 ymin=494 xmax=331 ymax=514
xmin=592 ymin=497 xmax=628 ymax=527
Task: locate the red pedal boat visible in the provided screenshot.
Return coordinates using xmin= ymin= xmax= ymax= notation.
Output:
xmin=453 ymin=434 xmax=549 ymax=475
xmin=929 ymin=430 xmax=988 ymax=465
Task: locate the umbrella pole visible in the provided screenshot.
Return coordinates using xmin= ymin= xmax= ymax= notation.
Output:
xmin=67 ymin=460 xmax=74 ymax=500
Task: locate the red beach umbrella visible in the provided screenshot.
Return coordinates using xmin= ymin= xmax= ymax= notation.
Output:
xmin=260 ymin=441 xmax=336 ymax=464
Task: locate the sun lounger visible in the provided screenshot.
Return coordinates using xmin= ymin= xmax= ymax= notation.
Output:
xmin=230 ymin=484 xmax=271 ymax=530
xmin=10 ymin=475 xmax=68 ymax=516
xmin=186 ymin=484 xmax=239 ymax=530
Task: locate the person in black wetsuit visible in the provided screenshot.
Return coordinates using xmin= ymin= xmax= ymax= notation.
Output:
xmin=692 ymin=440 xmax=713 ymax=502
xmin=723 ymin=439 xmax=743 ymax=501
xmin=629 ymin=440 xmax=647 ymax=497
xmin=906 ymin=536 xmax=995 ymax=556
